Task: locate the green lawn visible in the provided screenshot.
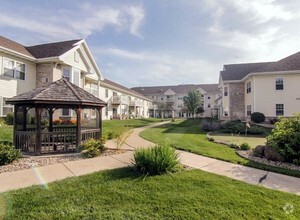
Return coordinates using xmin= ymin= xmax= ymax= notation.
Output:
xmin=0 ymin=118 xmax=163 ymax=143
xmin=210 ymin=132 xmax=266 ymax=148
xmin=0 ymin=126 xmax=13 ymax=142
xmin=1 ymin=168 xmax=299 ymax=219
xmin=140 ymin=119 xmax=300 ymax=177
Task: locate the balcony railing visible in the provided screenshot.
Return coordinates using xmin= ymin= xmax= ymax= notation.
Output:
xmin=129 ymin=99 xmax=143 ymax=106
xmin=111 ymin=95 xmax=129 ymax=105
xmin=84 ymin=87 xmax=99 ymax=97
xmin=166 ymin=98 xmax=175 ymax=102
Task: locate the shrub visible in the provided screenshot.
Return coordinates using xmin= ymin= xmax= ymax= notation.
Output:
xmin=220 ymin=121 xmax=266 ymax=135
xmin=53 ymin=119 xmax=62 ymax=125
xmin=201 ymin=121 xmax=220 ymax=132
xmin=0 ymin=143 xmax=20 ymax=165
xmin=229 ymin=143 xmax=239 ymax=149
xmin=251 ymin=112 xmax=265 ymax=123
xmin=113 ymin=126 xmax=133 ymax=150
xmin=5 ymin=112 xmax=13 ymax=125
xmin=240 ymin=142 xmax=250 ymax=150
xmin=266 ymin=114 xmax=300 ymax=164
xmin=0 ymin=118 xmax=6 ymax=126
xmin=133 ymin=144 xmax=181 ymax=176
xmin=79 ymin=138 xmax=106 ymax=158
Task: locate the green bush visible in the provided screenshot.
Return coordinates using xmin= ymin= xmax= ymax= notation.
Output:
xmin=133 ymin=144 xmax=181 ymax=176
xmin=5 ymin=112 xmax=13 ymax=125
xmin=220 ymin=121 xmax=266 ymax=135
xmin=240 ymin=142 xmax=250 ymax=150
xmin=0 ymin=143 xmax=20 ymax=165
xmin=251 ymin=112 xmax=265 ymax=123
xmin=79 ymin=138 xmax=106 ymax=158
xmin=267 ymin=114 xmax=300 ymax=164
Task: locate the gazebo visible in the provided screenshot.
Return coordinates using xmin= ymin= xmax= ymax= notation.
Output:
xmin=6 ymin=78 xmax=107 ymax=155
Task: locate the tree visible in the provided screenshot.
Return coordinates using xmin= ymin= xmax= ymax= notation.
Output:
xmin=183 ymin=90 xmax=202 ymax=117
xmin=156 ymin=102 xmax=168 ymax=119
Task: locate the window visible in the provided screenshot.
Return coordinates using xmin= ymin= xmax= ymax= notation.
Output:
xmin=73 ymin=69 xmax=80 ymax=86
xmin=276 ymin=77 xmax=283 ymax=90
xmin=208 ymin=103 xmax=211 ymax=108
xmin=62 ymin=68 xmax=71 ymax=81
xmin=161 ymin=98 xmax=163 ymax=100
xmin=90 ymin=83 xmax=98 ymax=97
xmin=105 ymin=107 xmax=108 ymax=116
xmin=1 ymin=97 xmax=13 ymax=116
xmin=224 ymin=111 xmax=228 ymax=116
xmin=276 ymin=104 xmax=284 ymax=116
xmin=246 ymin=105 xmax=251 ymax=116
xmin=105 ymin=89 xmax=109 ymax=98
xmin=246 ymin=82 xmax=251 ymax=93
xmin=224 ymin=87 xmax=228 ymax=96
xmin=62 ymin=108 xmax=70 ymax=116
xmin=3 ymin=59 xmax=25 ymax=80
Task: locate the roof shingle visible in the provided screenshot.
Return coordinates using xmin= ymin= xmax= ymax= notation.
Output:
xmin=26 ymin=39 xmax=81 ymax=59
xmin=7 ymin=78 xmax=107 ymax=107
xmin=0 ymin=35 xmax=34 ymax=58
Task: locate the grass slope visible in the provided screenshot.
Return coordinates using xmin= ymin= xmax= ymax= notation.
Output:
xmin=2 ymin=168 xmax=299 ymax=219
xmin=140 ymin=119 xmax=300 ymax=177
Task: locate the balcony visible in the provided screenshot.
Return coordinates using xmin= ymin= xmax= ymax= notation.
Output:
xmin=111 ymin=95 xmax=129 ymax=105
xmin=84 ymin=87 xmax=99 ymax=97
xmin=166 ymin=97 xmax=175 ymax=102
xmin=129 ymin=99 xmax=143 ymax=106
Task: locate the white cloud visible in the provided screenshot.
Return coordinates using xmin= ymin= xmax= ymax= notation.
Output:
xmin=95 ymin=47 xmax=219 ymax=87
xmin=0 ymin=3 xmax=145 ymax=42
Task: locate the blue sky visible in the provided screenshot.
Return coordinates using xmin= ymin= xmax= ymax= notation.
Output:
xmin=1 ymin=0 xmax=300 ymax=87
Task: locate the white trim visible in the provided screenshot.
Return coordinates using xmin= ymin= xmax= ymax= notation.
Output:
xmin=0 ymin=47 xmax=35 ymax=61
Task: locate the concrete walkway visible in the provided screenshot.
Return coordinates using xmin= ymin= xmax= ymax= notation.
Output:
xmin=0 ymin=121 xmax=300 ymax=195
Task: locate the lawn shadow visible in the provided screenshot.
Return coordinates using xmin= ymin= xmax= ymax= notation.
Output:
xmin=161 ymin=118 xmax=212 ymax=134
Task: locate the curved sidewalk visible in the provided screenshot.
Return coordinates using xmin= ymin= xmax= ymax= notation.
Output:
xmin=0 ymin=121 xmax=300 ymax=195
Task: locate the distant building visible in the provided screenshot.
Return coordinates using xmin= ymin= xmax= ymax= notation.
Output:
xmin=131 ymin=84 xmax=220 ymax=118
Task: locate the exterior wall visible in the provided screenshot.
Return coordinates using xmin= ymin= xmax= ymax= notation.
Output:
xmin=229 ymin=82 xmax=245 ymax=120
xmin=253 ymin=73 xmax=300 ymax=117
xmin=221 ymin=83 xmax=230 ymax=119
xmin=36 ymin=63 xmax=57 ymax=87
xmin=0 ymin=52 xmax=36 ymax=116
xmin=99 ymin=83 xmax=151 ymax=120
xmin=244 ymin=78 xmax=254 ymax=117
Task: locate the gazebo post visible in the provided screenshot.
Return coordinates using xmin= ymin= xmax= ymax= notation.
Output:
xmin=76 ymin=107 xmax=82 ymax=151
xmin=97 ymin=107 xmax=103 ymax=139
xmin=35 ymin=107 xmax=42 ymax=155
xmin=49 ymin=108 xmax=53 ymax=132
xmin=13 ymin=105 xmax=19 ymax=147
xmin=22 ymin=106 xmax=27 ymax=131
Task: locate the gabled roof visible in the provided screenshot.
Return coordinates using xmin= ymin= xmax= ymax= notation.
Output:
xmin=255 ymin=51 xmax=300 ymax=72
xmin=0 ymin=35 xmax=34 ymax=58
xmin=7 ymin=78 xmax=107 ymax=107
xmin=220 ymin=62 xmax=274 ymax=81
xmin=26 ymin=39 xmax=82 ymax=59
xmin=102 ymin=79 xmax=152 ymax=101
xmin=131 ymin=84 xmax=219 ymax=95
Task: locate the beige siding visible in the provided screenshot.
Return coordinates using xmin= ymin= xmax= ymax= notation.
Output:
xmin=254 ymin=73 xmax=300 ymax=117
xmin=0 ymin=52 xmax=36 ymax=96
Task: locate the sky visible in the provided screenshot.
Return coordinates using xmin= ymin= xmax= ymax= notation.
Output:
xmin=1 ymin=0 xmax=300 ymax=88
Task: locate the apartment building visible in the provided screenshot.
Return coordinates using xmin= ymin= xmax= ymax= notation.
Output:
xmin=219 ymin=52 xmax=300 ymax=120
xmin=99 ymin=79 xmax=152 ymax=120
xmin=131 ymin=84 xmax=219 ymax=118
xmin=0 ymin=35 xmax=151 ymax=120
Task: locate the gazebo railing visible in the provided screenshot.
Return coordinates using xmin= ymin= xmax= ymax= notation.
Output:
xmin=15 ymin=128 xmax=101 ymax=154
xmin=81 ymin=129 xmax=101 ymax=143
xmin=15 ymin=131 xmax=36 ymax=153
xmin=40 ymin=131 xmax=77 ymax=153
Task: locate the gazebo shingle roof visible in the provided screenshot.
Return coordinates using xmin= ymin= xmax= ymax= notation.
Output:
xmin=7 ymin=78 xmax=107 ymax=107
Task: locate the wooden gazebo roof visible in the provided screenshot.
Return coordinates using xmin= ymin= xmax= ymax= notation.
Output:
xmin=7 ymin=78 xmax=107 ymax=107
